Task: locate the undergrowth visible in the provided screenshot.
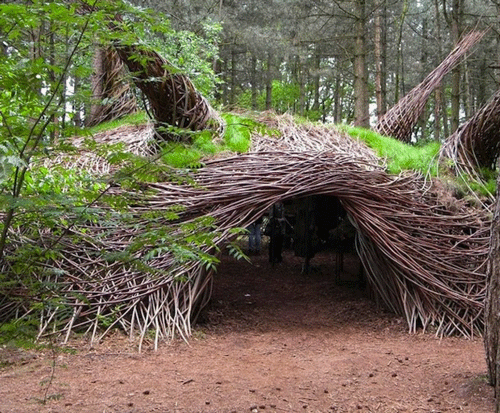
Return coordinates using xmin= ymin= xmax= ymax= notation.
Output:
xmin=340 ymin=126 xmax=441 ymax=176
xmin=341 ymin=125 xmax=496 ymax=198
xmin=156 ymin=112 xmax=272 ymax=167
xmin=87 ymin=112 xmax=149 ymax=135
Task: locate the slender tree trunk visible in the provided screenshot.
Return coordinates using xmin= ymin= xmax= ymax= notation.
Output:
xmin=417 ymin=17 xmax=429 ymax=141
xmin=297 ymin=55 xmax=306 ymax=116
xmin=312 ymin=48 xmax=321 ymax=113
xmin=87 ymin=47 xmax=105 ymax=126
xmin=353 ymin=0 xmax=369 ymax=128
xmin=497 ymin=3 xmax=500 ymax=86
xmin=49 ymin=29 xmax=57 ymax=140
xmin=444 ymin=0 xmax=464 ymax=133
xmin=434 ymin=0 xmax=447 ymax=139
xmin=250 ymin=55 xmax=258 ymax=110
xmin=485 ymin=171 xmax=500 ymax=413
xmin=221 ymin=57 xmax=229 ymax=106
xmin=73 ymin=75 xmax=82 ymax=127
xmin=265 ymin=52 xmax=273 ymax=111
xmin=321 ymin=82 xmax=331 ymax=122
xmin=333 ymin=70 xmax=342 ymax=123
xmin=434 ymin=89 xmax=442 ymax=141
xmin=395 ymin=0 xmax=409 ymax=102
xmin=229 ymin=47 xmax=237 ymax=107
xmin=374 ymin=0 xmax=387 ymax=121
xmin=463 ymin=61 xmax=472 ymax=119
xmin=478 ymin=57 xmax=488 ymax=107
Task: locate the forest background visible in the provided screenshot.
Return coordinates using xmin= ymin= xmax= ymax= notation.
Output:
xmin=1 ymin=0 xmax=500 ymax=348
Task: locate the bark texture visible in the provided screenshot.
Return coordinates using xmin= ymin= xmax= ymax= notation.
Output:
xmin=485 ymin=173 xmax=500 ymax=412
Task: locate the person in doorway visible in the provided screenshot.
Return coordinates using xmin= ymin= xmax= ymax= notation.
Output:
xmin=268 ymin=202 xmax=285 ymax=264
xmin=247 ymin=216 xmax=262 ymax=255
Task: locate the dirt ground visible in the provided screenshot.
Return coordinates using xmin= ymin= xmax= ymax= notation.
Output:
xmin=0 ymin=247 xmax=495 ymax=413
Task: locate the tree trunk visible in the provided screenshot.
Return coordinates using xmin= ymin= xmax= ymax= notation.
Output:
xmin=497 ymin=3 xmax=500 ymax=87
xmin=463 ymin=61 xmax=472 ymax=119
xmin=87 ymin=47 xmax=105 ymax=126
xmin=265 ymin=52 xmax=273 ymax=111
xmin=394 ymin=0 xmax=409 ymax=103
xmin=229 ymin=47 xmax=237 ymax=107
xmin=250 ymin=55 xmax=258 ymax=110
xmin=445 ymin=0 xmax=464 ymax=133
xmin=353 ymin=0 xmax=369 ymax=128
xmin=485 ymin=171 xmax=500 ymax=413
xmin=73 ymin=75 xmax=82 ymax=127
xmin=433 ymin=89 xmax=442 ymax=141
xmin=374 ymin=0 xmax=387 ymax=121
xmin=417 ymin=17 xmax=429 ymax=141
xmin=220 ymin=57 xmax=229 ymax=106
xmin=434 ymin=0 xmax=447 ymax=139
xmin=312 ymin=48 xmax=321 ymax=113
xmin=333 ymin=70 xmax=342 ymax=123
xmin=296 ymin=55 xmax=306 ymax=116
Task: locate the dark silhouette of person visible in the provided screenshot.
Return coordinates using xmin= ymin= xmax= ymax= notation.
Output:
xmin=247 ymin=216 xmax=262 ymax=254
xmin=268 ymin=202 xmax=285 ymax=264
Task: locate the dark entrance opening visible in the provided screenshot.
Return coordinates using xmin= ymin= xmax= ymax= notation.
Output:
xmin=201 ymin=195 xmax=369 ymax=331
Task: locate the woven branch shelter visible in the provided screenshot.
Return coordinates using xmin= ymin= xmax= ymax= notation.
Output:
xmin=375 ymin=31 xmax=485 ymax=142
xmin=440 ymin=87 xmax=500 ymax=176
xmin=114 ymin=42 xmax=224 ymax=140
xmin=0 ymin=115 xmax=491 ymax=349
xmin=86 ymin=47 xmax=139 ymax=127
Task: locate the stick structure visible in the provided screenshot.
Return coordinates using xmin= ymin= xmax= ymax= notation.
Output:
xmin=0 ymin=116 xmax=490 ymax=347
xmin=375 ymin=31 xmax=485 ymax=142
xmin=114 ymin=43 xmax=224 ymax=140
xmin=440 ymin=88 xmax=500 ymax=176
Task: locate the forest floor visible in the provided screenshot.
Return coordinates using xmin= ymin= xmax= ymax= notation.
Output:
xmin=0 ymin=246 xmax=495 ymax=413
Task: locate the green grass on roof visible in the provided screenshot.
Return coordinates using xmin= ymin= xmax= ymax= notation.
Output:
xmin=87 ymin=112 xmax=149 ymax=135
xmin=340 ymin=125 xmax=441 ymax=176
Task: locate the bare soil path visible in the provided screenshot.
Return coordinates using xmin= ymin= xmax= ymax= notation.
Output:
xmin=0 ymin=249 xmax=494 ymax=413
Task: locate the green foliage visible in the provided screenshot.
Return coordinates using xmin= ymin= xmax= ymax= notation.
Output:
xmin=0 ymin=319 xmax=39 ymax=349
xmin=340 ymin=126 xmax=441 ymax=176
xmin=222 ymin=113 xmax=256 ymax=153
xmin=0 ymin=0 xmax=225 ymax=348
xmin=87 ymin=112 xmax=149 ymax=135
xmin=153 ymin=20 xmax=223 ymax=98
xmin=154 ymin=113 xmax=272 ymax=167
xmin=341 ymin=125 xmax=497 ymax=198
xmin=237 ymin=80 xmax=301 ymax=114
xmin=457 ymin=168 xmax=498 ymax=198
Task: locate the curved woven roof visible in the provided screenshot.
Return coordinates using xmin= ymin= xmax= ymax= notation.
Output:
xmin=1 ymin=115 xmax=491 ymax=348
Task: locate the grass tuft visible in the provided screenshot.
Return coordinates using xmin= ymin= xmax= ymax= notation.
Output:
xmin=340 ymin=126 xmax=441 ymax=176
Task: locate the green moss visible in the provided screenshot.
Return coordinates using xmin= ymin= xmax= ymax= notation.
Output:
xmin=87 ymin=112 xmax=149 ymax=134
xmin=158 ymin=113 xmax=267 ymax=167
xmin=161 ymin=144 xmax=203 ymax=168
xmin=458 ymin=169 xmax=497 ymax=198
xmin=338 ymin=125 xmax=498 ymax=198
xmin=339 ymin=125 xmax=440 ymax=176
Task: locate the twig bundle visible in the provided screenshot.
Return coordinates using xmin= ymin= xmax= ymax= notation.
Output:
xmin=0 ymin=116 xmax=491 ymax=347
xmin=114 ymin=43 xmax=224 ymax=140
xmin=86 ymin=47 xmax=139 ymax=127
xmin=440 ymin=88 xmax=500 ymax=176
xmin=145 ymin=149 xmax=488 ymax=338
xmin=375 ymin=31 xmax=485 ymax=142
